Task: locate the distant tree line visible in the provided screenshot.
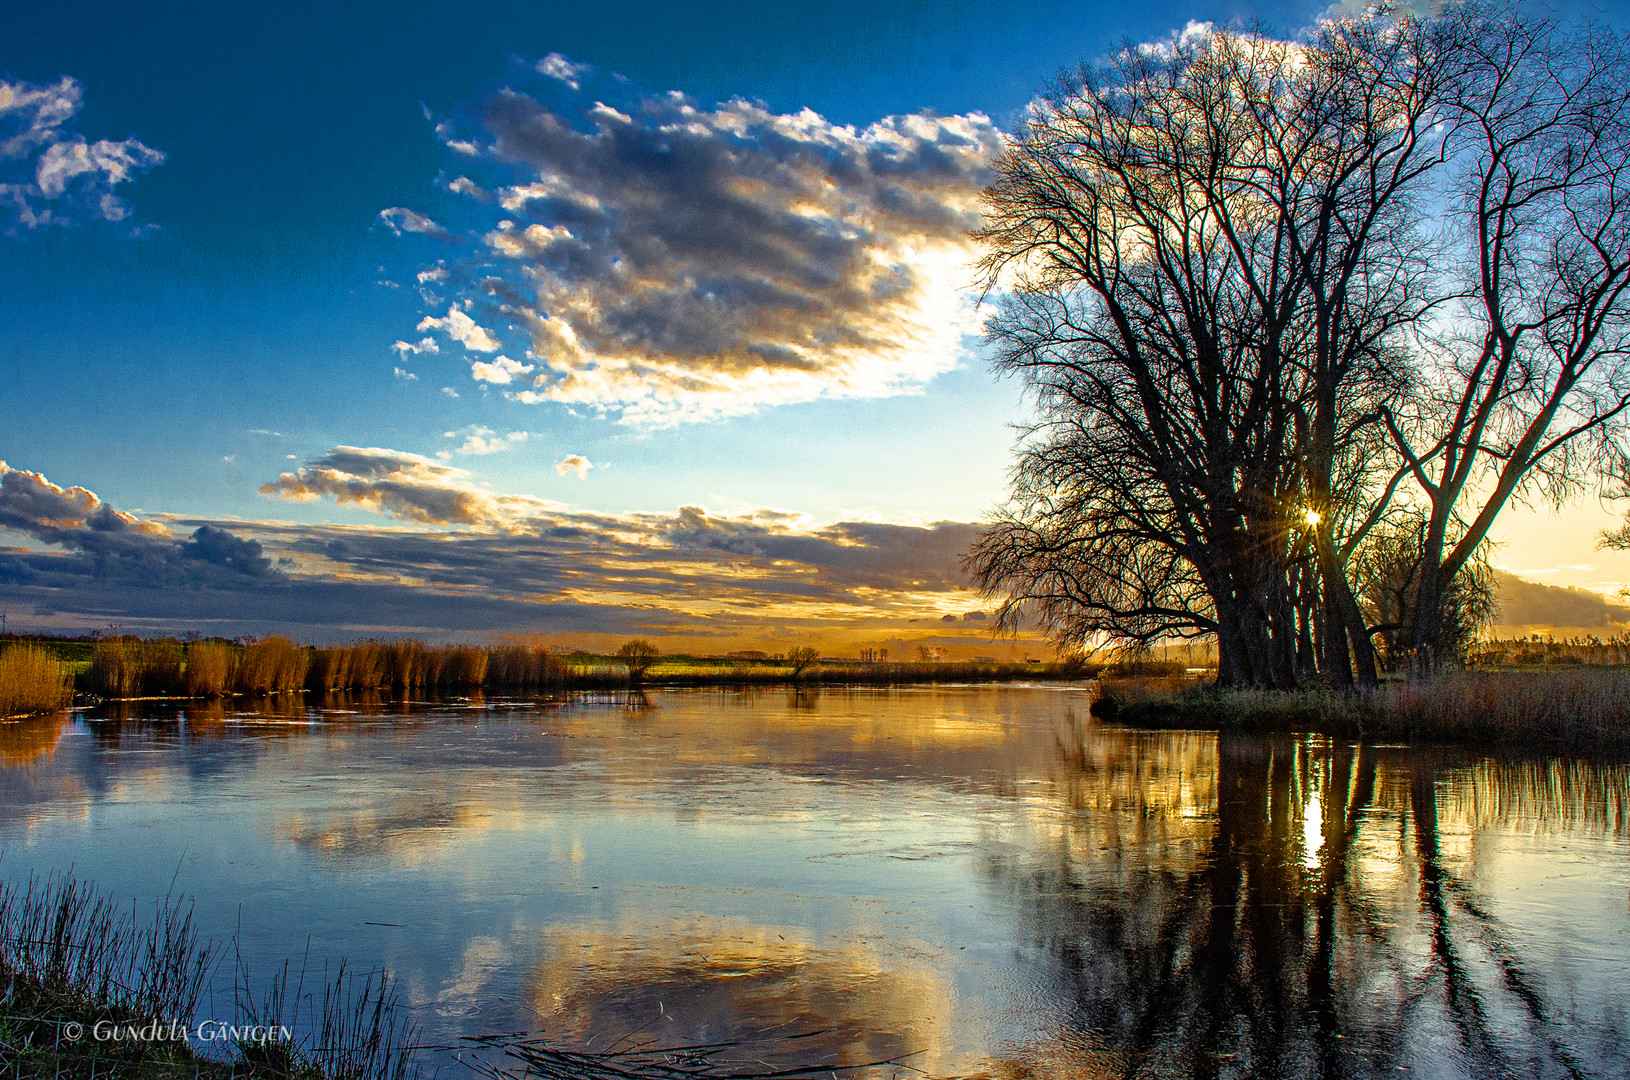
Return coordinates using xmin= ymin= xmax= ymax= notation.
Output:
xmin=970 ymin=2 xmax=1630 ymax=688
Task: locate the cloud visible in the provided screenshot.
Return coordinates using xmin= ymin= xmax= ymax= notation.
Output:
xmin=378 ymin=206 xmax=453 ymax=240
xmin=392 ymin=337 xmax=440 ymax=356
xmin=535 ymin=53 xmax=592 ymax=90
xmin=1 ymin=456 xmax=1014 ymax=649
xmin=393 ymin=366 xmax=418 ymax=380
xmin=417 ymin=305 xmax=502 ymax=352
xmin=0 ymin=460 xmax=276 ymax=587
xmin=259 ymin=446 xmax=562 ymax=527
xmin=469 ymin=354 xmax=534 ymax=384
xmin=454 ymin=427 xmax=530 ymax=454
xmin=1 ymin=77 xmax=164 ymax=232
xmin=554 ymin=454 xmax=592 ymax=478
xmin=403 ymin=69 xmax=999 ymax=425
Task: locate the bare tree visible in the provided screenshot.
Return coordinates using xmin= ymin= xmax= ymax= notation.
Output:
xmin=1385 ymin=7 xmax=1630 ymax=670
xmin=971 ymin=17 xmax=1447 ymax=688
xmin=785 ymin=646 xmax=819 ymax=681
xmin=616 ymin=639 xmax=659 ymax=682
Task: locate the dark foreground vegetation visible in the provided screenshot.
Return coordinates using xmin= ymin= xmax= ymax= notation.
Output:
xmin=0 ymin=873 xmax=417 ymax=1080
xmin=0 ymin=633 xmax=1088 ymax=718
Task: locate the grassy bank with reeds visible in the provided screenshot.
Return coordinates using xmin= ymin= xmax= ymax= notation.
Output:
xmin=0 ymin=872 xmax=417 ymax=1080
xmin=1096 ymin=669 xmax=1630 ymax=752
xmin=5 ymin=633 xmax=1094 ymax=703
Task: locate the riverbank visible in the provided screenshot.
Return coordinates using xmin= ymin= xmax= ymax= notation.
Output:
xmin=1095 ymin=669 xmax=1630 ymax=753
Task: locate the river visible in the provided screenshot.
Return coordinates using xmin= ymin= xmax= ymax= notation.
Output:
xmin=1 ymin=684 xmax=1626 ymax=1078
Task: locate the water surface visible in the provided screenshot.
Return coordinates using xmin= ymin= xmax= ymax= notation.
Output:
xmin=2 ymin=686 xmax=1627 ymax=1078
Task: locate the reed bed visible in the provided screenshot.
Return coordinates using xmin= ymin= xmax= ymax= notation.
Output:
xmin=62 ymin=633 xmax=1091 ymax=703
xmin=236 ymin=638 xmax=309 ymax=694
xmin=642 ymin=658 xmax=1091 ymax=687
xmin=86 ymin=637 xmax=184 ymax=697
xmin=182 ymin=641 xmax=233 ymax=697
xmin=307 ymin=642 xmax=514 ymax=692
xmin=1103 ymin=669 xmax=1630 ymax=752
xmin=0 ymin=644 xmax=72 ymax=718
xmin=83 ymin=636 xmax=306 ymax=698
xmin=1471 ymin=634 xmax=1630 ymax=667
xmin=0 ymin=871 xmax=419 ymax=1080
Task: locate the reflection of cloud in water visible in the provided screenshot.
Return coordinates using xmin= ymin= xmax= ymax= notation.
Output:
xmin=522 ymin=915 xmax=966 ymax=1076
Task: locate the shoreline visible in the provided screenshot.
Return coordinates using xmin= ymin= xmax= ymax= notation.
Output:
xmin=1094 ymin=669 xmax=1630 ymax=754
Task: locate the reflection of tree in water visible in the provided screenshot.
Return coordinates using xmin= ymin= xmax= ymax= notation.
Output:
xmin=984 ymin=732 xmax=1627 ymax=1078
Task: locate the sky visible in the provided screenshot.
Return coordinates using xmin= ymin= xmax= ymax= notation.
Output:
xmin=5 ymin=0 xmax=1630 ymax=652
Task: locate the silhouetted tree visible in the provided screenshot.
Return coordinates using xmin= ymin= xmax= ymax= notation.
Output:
xmin=1382 ymin=6 xmax=1630 ymax=671
xmin=616 ymin=639 xmax=658 ymax=682
xmin=785 ymin=646 xmax=819 ymax=681
xmin=971 ymin=16 xmax=1452 ymax=688
xmin=973 ymin=3 xmax=1630 ymax=686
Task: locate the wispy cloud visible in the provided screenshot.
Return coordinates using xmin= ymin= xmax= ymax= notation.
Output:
xmin=378 ymin=206 xmax=453 ymax=240
xmin=452 ymin=427 xmax=530 ymax=455
xmin=0 ymin=77 xmax=164 ymax=232
xmin=399 ymin=62 xmax=1000 ymax=425
xmin=535 ymin=53 xmax=592 ymax=90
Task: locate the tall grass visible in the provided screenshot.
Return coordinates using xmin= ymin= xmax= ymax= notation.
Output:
xmin=0 ymin=871 xmax=420 ymax=1080
xmin=308 ymin=642 xmax=516 ymax=693
xmin=485 ymin=645 xmax=568 ymax=690
xmin=235 ymin=637 xmax=309 ymax=694
xmin=0 ymin=643 xmax=73 ymax=717
xmin=66 ymin=633 xmax=1094 ymax=703
xmin=86 ymin=637 xmax=184 ymax=697
xmin=1471 ymin=634 xmax=1630 ymax=667
xmin=183 ymin=640 xmax=234 ymax=696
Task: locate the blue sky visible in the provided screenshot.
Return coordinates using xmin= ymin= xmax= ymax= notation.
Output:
xmin=4 ymin=0 xmax=1630 ymax=648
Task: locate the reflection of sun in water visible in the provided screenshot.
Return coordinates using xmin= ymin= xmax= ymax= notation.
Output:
xmin=1302 ymin=784 xmax=1324 ymax=871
